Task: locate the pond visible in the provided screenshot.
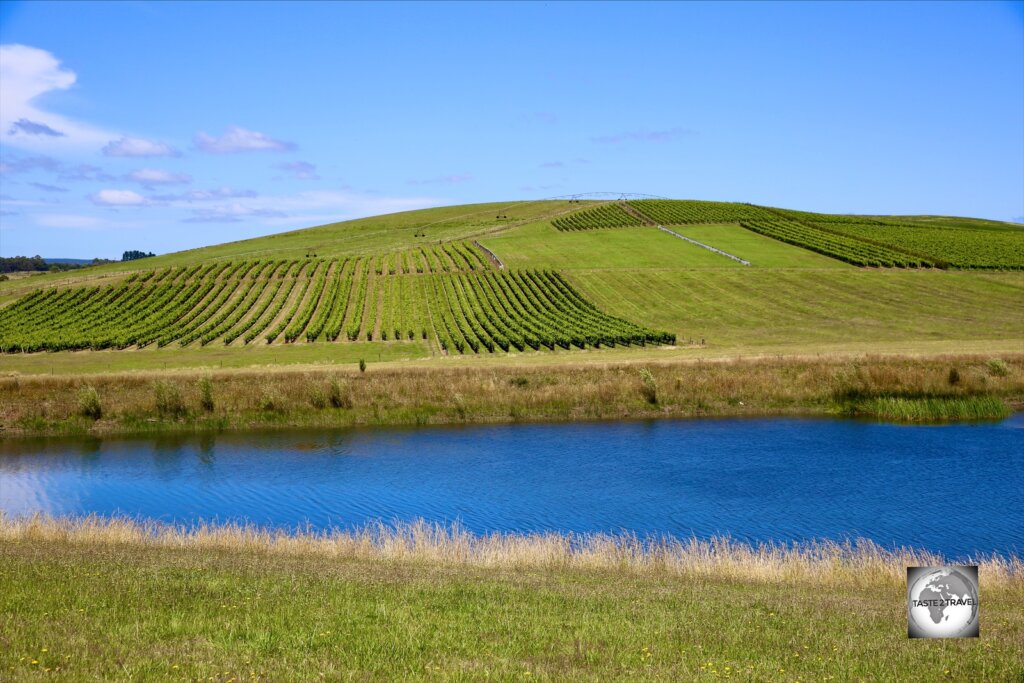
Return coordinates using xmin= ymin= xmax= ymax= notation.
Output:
xmin=1 ymin=416 xmax=1021 ymax=559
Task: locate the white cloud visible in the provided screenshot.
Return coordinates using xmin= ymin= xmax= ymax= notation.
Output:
xmin=88 ymin=189 xmax=149 ymax=206
xmin=183 ymin=204 xmax=287 ymax=223
xmin=125 ymin=168 xmax=192 ymax=186
xmin=102 ymin=136 xmax=180 ymax=158
xmin=34 ymin=213 xmax=106 ymax=229
xmin=0 ymin=44 xmax=116 ymax=151
xmin=194 ymin=126 xmax=296 ymax=153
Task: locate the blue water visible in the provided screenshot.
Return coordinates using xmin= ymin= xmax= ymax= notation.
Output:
xmin=1 ymin=416 xmax=1021 ymax=559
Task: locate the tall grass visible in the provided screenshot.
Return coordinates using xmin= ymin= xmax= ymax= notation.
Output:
xmin=3 ymin=354 xmax=1021 ymax=437
xmin=2 ymin=514 xmax=1020 ymax=589
xmin=850 ymin=395 xmax=1010 ymax=422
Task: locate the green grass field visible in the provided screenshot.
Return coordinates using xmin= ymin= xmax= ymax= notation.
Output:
xmin=2 ymin=517 xmax=1021 ymax=682
xmin=1 ymin=198 xmax=1022 ymax=375
xmin=481 ymin=222 xmax=748 ymax=270
xmin=666 ymin=224 xmax=848 ymax=268
xmin=569 ymin=269 xmax=1024 ymax=347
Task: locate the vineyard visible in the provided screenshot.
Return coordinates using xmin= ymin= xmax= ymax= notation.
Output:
xmin=807 ymin=223 xmax=1024 ymax=270
xmin=551 ymin=203 xmax=641 ymax=231
xmin=738 ymin=220 xmax=934 ymax=268
xmin=546 ymin=200 xmax=1024 ymax=269
xmin=628 ymin=200 xmax=776 ymax=225
xmin=551 ymin=200 xmax=777 ymax=231
xmin=0 ymin=242 xmax=672 ymax=354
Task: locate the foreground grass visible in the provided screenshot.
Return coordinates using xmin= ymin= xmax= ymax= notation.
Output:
xmin=1 ymin=516 xmax=1021 ymax=681
xmin=0 ymin=354 xmax=1021 ymax=438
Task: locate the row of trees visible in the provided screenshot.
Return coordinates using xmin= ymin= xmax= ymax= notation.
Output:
xmin=0 ymin=256 xmax=115 ymax=274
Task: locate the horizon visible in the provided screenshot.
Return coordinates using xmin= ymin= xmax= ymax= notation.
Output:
xmin=1 ymin=1 xmax=1022 ymax=259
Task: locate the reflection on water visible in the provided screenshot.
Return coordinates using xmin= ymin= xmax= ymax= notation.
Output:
xmin=1 ymin=416 xmax=1022 ymax=559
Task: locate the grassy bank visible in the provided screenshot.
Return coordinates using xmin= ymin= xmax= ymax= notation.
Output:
xmin=847 ymin=395 xmax=1012 ymax=422
xmin=1 ymin=516 xmax=1021 ymax=681
xmin=0 ymin=354 xmax=1021 ymax=438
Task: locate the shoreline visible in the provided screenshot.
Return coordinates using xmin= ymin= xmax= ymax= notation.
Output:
xmin=3 ymin=514 xmax=1022 ymax=583
xmin=1 ymin=352 xmax=1021 ymax=439
xmin=3 ymin=515 xmax=1022 ymax=680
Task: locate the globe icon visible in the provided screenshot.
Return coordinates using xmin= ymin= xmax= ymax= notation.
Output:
xmin=908 ymin=567 xmax=979 ymax=638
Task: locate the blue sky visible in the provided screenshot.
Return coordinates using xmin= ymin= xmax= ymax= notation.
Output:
xmin=1 ymin=1 xmax=1021 ymax=259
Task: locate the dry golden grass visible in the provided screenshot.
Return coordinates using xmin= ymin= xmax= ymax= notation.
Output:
xmin=4 ymin=514 xmax=1020 ymax=590
xmin=1 ymin=353 xmax=1021 ymax=436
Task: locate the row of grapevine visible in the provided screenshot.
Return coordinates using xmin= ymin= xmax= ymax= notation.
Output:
xmin=368 ymin=266 xmax=385 ymax=342
xmin=346 ymin=259 xmax=371 ymax=341
xmin=426 ymin=270 xmax=673 ymax=354
xmin=551 ymin=203 xmax=641 ymax=231
xmin=265 ymin=261 xmax=322 ymax=343
xmin=628 ymin=200 xmax=775 ymax=226
xmin=243 ymin=274 xmax=300 ymax=344
xmin=283 ymin=260 xmax=331 ymax=342
xmin=811 ymin=223 xmax=1024 ymax=270
xmin=739 ymin=220 xmax=933 ymax=268
xmin=0 ymin=254 xmax=672 ymax=353
xmin=324 ymin=259 xmax=358 ymax=341
xmin=766 ymin=208 xmax=886 ymax=225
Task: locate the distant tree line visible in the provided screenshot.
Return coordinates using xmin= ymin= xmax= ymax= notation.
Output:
xmin=123 ymin=250 xmax=156 ymax=261
xmin=0 ymin=255 xmax=114 ymax=274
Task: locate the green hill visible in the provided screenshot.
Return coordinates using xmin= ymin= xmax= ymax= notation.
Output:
xmin=0 ymin=198 xmax=1021 ymax=372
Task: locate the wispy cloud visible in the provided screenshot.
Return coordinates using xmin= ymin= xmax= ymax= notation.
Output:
xmin=88 ymin=189 xmax=150 ymax=207
xmin=1012 ymin=215 xmax=1024 ymax=224
xmin=519 ymin=184 xmax=562 ymax=193
xmin=0 ymin=44 xmax=116 ymax=151
xmin=150 ymin=187 xmax=257 ymax=202
xmin=125 ymin=168 xmax=192 ymax=187
xmin=591 ymin=126 xmax=697 ymax=144
xmin=182 ymin=205 xmax=287 ymax=223
xmin=102 ymin=136 xmax=180 ymax=158
xmin=0 ymin=154 xmax=115 ymax=182
xmin=8 ymin=118 xmax=65 ymax=137
xmin=178 ymin=190 xmax=441 ymax=227
xmin=407 ymin=174 xmax=473 ymax=186
xmin=540 ymin=161 xmax=564 ymax=169
xmin=0 ymin=154 xmax=63 ymax=175
xmin=33 ymin=213 xmax=106 ymax=229
xmin=29 ymin=182 xmax=68 ymax=193
xmin=275 ymin=161 xmax=320 ymax=180
xmin=194 ymin=126 xmax=296 ymax=154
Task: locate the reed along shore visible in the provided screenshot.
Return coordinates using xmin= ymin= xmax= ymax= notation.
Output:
xmin=0 ymin=353 xmax=1021 ymax=438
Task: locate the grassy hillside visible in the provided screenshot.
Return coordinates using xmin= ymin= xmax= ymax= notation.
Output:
xmin=0 ymin=200 xmax=587 ymax=304
xmin=1 ymin=198 xmax=1022 ymax=374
